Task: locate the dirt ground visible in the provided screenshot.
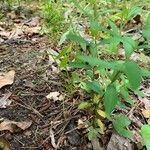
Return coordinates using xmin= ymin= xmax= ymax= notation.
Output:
xmin=0 ymin=4 xmax=89 ymax=150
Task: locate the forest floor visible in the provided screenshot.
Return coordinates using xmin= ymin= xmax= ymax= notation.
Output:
xmin=0 ymin=3 xmax=86 ymax=150
xmin=0 ymin=2 xmax=150 ymax=150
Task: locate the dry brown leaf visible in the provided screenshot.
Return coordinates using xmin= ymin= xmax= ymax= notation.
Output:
xmin=46 ymin=92 xmax=63 ymax=101
xmin=23 ymin=26 xmax=41 ymax=35
xmin=24 ymin=16 xmax=40 ymax=27
xmin=142 ymin=109 xmax=150 ymax=118
xmin=8 ymin=27 xmax=23 ymax=40
xmin=0 ymin=70 xmax=15 ymax=89
xmin=0 ymin=31 xmax=10 ymax=38
xmin=0 ymin=92 xmax=12 ymax=108
xmin=77 ymin=119 xmax=86 ymax=129
xmin=0 ymin=119 xmax=32 ymax=133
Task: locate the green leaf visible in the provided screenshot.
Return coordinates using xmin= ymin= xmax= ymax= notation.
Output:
xmin=89 ymin=43 xmax=98 ymax=57
xmin=78 ymin=55 xmax=118 ymax=69
xmin=141 ymin=125 xmax=150 ymax=150
xmin=143 ymin=14 xmax=150 ymax=41
xmin=120 ymin=87 xmax=134 ymax=105
xmin=60 ymin=56 xmax=69 ymax=68
xmin=69 ymin=62 xmax=89 ymax=69
xmin=104 ymin=84 xmax=119 ymax=115
xmin=67 ymin=33 xmax=88 ymax=44
xmin=56 ymin=46 xmax=71 ymax=59
xmin=113 ymin=115 xmax=133 ymax=139
xmin=88 ymin=126 xmax=99 ymax=140
xmin=124 ymin=60 xmax=141 ymax=90
xmin=134 ymin=89 xmax=145 ymax=97
xmin=78 ymin=101 xmax=91 ymax=109
xmin=108 ymin=19 xmax=120 ymax=36
xmin=141 ymin=69 xmax=150 ymax=77
xmin=122 ymin=36 xmax=137 ymax=58
xmin=59 ymin=31 xmax=70 ymax=45
xmin=89 ymin=18 xmax=101 ymax=36
xmin=127 ymin=6 xmax=142 ymax=21
xmin=104 ymin=35 xmax=121 ymax=53
xmin=85 ymin=80 xmax=101 ymax=94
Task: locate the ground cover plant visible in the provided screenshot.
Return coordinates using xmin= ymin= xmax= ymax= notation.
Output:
xmin=56 ymin=0 xmax=150 ymax=148
xmin=0 ymin=0 xmax=150 ymax=149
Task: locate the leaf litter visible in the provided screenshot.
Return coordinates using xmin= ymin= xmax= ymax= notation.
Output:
xmin=0 ymin=92 xmax=12 ymax=108
xmin=0 ymin=70 xmax=15 ymax=89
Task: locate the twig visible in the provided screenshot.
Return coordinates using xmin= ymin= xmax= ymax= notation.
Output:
xmin=50 ymin=128 xmax=58 ymax=149
xmin=14 ymin=101 xmax=43 ymax=118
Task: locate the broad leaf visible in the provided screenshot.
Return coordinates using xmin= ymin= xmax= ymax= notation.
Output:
xmin=122 ymin=36 xmax=137 ymax=58
xmin=88 ymin=126 xmax=99 ymax=140
xmin=141 ymin=69 xmax=150 ymax=77
xmin=85 ymin=80 xmax=101 ymax=94
xmin=67 ymin=33 xmax=88 ymax=44
xmin=120 ymin=87 xmax=134 ymax=105
xmin=113 ymin=115 xmax=133 ymax=139
xmin=108 ymin=20 xmax=120 ymax=36
xmin=69 ymin=61 xmax=89 ymax=69
xmin=104 ymin=84 xmax=119 ymax=115
xmin=143 ymin=14 xmax=150 ymax=41
xmin=78 ymin=55 xmax=120 ymax=69
xmin=141 ymin=125 xmax=150 ymax=150
xmin=124 ymin=60 xmax=141 ymax=90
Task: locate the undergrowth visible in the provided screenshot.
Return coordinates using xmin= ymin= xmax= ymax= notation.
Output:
xmin=41 ymin=0 xmax=69 ymax=43
xmin=52 ymin=0 xmax=150 ymax=149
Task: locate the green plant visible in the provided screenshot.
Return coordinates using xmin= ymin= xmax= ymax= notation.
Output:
xmin=141 ymin=124 xmax=150 ymax=150
xmin=41 ymin=0 xmax=69 ymax=42
xmin=57 ymin=0 xmax=150 ymax=142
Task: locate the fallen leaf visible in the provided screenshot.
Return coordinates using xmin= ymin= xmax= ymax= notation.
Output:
xmin=0 ymin=119 xmax=32 ymax=133
xmin=0 ymin=31 xmax=10 ymax=38
xmin=77 ymin=119 xmax=85 ymax=129
xmin=142 ymin=109 xmax=150 ymax=118
xmin=0 ymin=70 xmax=15 ymax=89
xmin=23 ymin=26 xmax=41 ymax=35
xmin=24 ymin=16 xmax=40 ymax=27
xmin=107 ymin=133 xmax=134 ymax=150
xmin=8 ymin=27 xmax=24 ymax=40
xmin=0 ymin=37 xmax=4 ymax=43
xmin=46 ymin=92 xmax=63 ymax=101
xmin=0 ymin=92 xmax=12 ymax=108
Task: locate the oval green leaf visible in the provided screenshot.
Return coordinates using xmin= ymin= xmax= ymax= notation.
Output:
xmin=104 ymin=84 xmax=119 ymax=115
xmin=124 ymin=60 xmax=141 ymax=90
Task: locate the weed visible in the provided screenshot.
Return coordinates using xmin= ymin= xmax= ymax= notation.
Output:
xmin=41 ymin=0 xmax=69 ymax=43
xmin=57 ymin=0 xmax=150 ymax=147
